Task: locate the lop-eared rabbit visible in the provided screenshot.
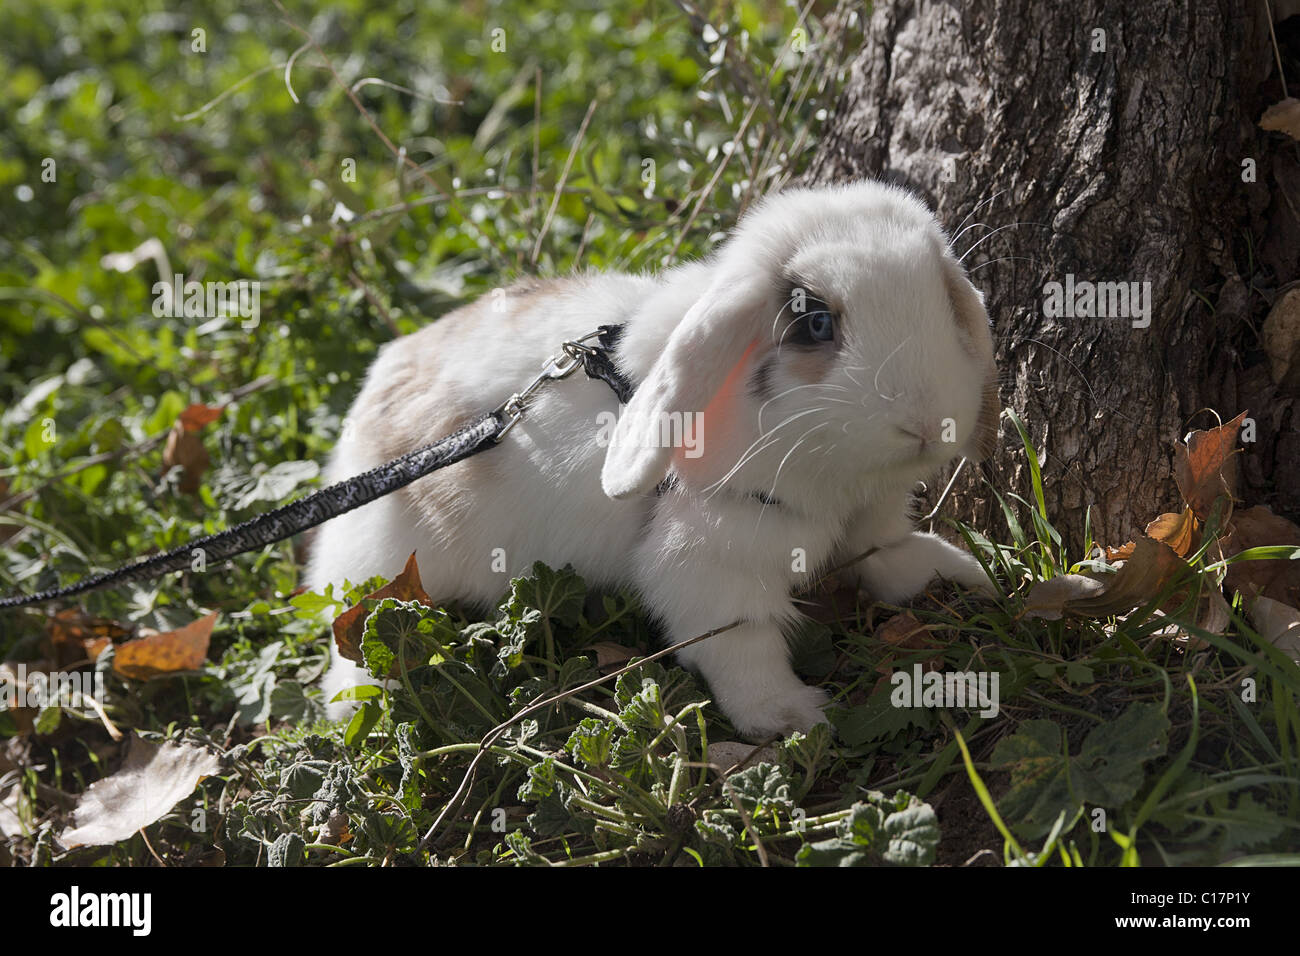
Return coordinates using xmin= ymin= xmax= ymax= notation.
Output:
xmin=309 ymin=180 xmax=998 ymax=738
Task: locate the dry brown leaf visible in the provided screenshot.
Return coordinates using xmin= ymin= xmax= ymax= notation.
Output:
xmin=1261 ymin=286 xmax=1300 ymax=388
xmin=315 ymin=809 xmax=353 ymax=846
xmin=1154 ymin=586 xmax=1232 ymax=652
xmin=1104 ymin=541 xmax=1136 ymax=562
xmin=0 ymin=661 xmax=39 ymax=737
xmin=178 ymin=403 xmax=225 ymax=431
xmin=113 ymin=611 xmax=216 ymax=680
xmin=589 ymin=641 xmax=638 ymax=672
xmin=332 ymin=552 xmax=434 ymax=665
xmin=1221 ymin=505 xmax=1300 ymax=606
xmin=1248 ymin=596 xmax=1300 ymax=660
xmin=706 ymin=741 xmax=780 ymax=774
xmin=1023 ymin=574 xmax=1107 ymax=621
xmin=45 ymin=609 xmax=125 ymax=668
xmin=59 ymin=736 xmax=222 ymax=848
xmin=873 ymin=611 xmax=933 ymax=648
xmin=1025 ymin=538 xmax=1187 ymax=621
xmin=1260 ymin=97 xmax=1300 ymax=141
xmin=162 ymin=421 xmax=209 ymax=494
xmin=1144 ymin=507 xmax=1200 ymax=558
xmin=1072 ymin=538 xmax=1188 ymax=615
xmin=869 ymin=612 xmax=947 ymax=697
xmin=1174 ymin=411 xmax=1247 ymax=523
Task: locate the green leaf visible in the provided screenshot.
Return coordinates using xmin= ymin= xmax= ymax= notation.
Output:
xmin=879 ymin=798 xmax=940 ymax=866
xmin=832 ymin=690 xmax=934 ymax=747
xmin=503 ymin=563 xmax=586 ymax=630
xmin=518 ymin=757 xmax=557 ymax=802
xmin=722 ymin=763 xmax=794 ymax=818
xmin=34 ymin=703 xmax=62 ymax=735
xmin=268 ymin=831 xmax=305 ymax=867
xmin=796 ymin=792 xmax=939 ymax=867
xmin=566 ymin=717 xmax=615 ymax=769
xmin=344 ymin=700 xmax=382 ymax=748
xmin=330 ymin=684 xmax=383 ymax=702
xmin=617 ymin=678 xmax=665 ymax=732
xmin=783 ymin=722 xmax=832 ymax=785
xmin=231 ymin=460 xmax=320 ymax=509
xmin=991 ymin=703 xmax=1171 ymax=838
xmin=361 ymin=598 xmax=444 ymax=678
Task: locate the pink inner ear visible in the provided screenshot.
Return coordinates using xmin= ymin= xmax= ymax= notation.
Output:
xmin=674 ymin=338 xmax=759 ymax=468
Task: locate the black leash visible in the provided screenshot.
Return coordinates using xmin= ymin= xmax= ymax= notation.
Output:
xmin=0 ymin=325 xmax=633 ymax=610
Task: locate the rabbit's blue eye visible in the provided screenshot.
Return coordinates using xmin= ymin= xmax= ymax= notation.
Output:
xmin=806 ymin=310 xmax=834 ymax=342
xmin=785 ymin=287 xmax=837 ymax=347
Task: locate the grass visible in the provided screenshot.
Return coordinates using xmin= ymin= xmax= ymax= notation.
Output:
xmin=2 ymin=0 xmax=1299 ymax=867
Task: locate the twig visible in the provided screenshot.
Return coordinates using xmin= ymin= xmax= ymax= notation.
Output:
xmin=531 ymin=98 xmax=598 ymax=266
xmin=416 ymin=544 xmax=881 ymax=854
xmin=348 ymin=270 xmax=401 ymax=336
xmin=417 ymin=617 xmax=740 ymax=851
xmin=1263 ymin=0 xmax=1289 ymax=97
xmin=139 ymin=826 xmax=168 ymax=866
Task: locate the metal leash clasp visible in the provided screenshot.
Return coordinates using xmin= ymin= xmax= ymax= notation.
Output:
xmin=492 ymin=328 xmax=608 ymax=442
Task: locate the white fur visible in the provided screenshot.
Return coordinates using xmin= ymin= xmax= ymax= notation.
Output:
xmin=308 ymin=180 xmax=998 ymax=740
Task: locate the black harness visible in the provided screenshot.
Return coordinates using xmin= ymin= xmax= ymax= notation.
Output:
xmin=0 ymin=326 xmax=634 ymax=610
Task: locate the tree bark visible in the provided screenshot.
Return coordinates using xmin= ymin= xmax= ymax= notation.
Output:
xmin=801 ymin=0 xmax=1300 ymax=549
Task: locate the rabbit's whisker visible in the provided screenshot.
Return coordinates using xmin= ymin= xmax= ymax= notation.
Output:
xmin=753 ymin=420 xmax=830 ymax=534
xmin=702 ymin=405 xmax=828 ymax=498
xmin=873 ymin=336 xmax=912 ymax=401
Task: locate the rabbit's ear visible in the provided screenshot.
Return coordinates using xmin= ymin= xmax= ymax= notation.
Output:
xmin=601 ymin=276 xmax=768 ymax=498
xmin=942 ymin=259 xmax=1000 ymax=461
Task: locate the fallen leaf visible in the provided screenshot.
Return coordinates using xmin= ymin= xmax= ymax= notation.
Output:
xmin=113 ymin=612 xmax=216 ymax=680
xmin=589 ymin=641 xmax=638 ymax=672
xmin=162 ymin=420 xmax=209 ymax=494
xmin=1174 ymin=411 xmax=1247 ymax=522
xmin=1153 ymin=586 xmax=1232 ymax=652
xmin=1023 ymin=574 xmax=1107 ymax=620
xmin=1261 ymin=286 xmax=1300 ymax=388
xmin=59 ymin=736 xmax=222 ymax=848
xmin=1260 ymin=97 xmax=1300 ymax=141
xmin=315 ymin=809 xmax=352 ymax=846
xmin=178 ymin=403 xmax=225 ymax=431
xmin=873 ymin=611 xmax=935 ymax=649
xmin=333 ymin=552 xmax=434 ymax=665
xmin=1104 ymin=541 xmax=1136 ymax=562
xmin=707 ymin=741 xmax=779 ymax=774
xmin=1247 ymin=596 xmax=1300 ymax=660
xmin=1221 ymin=506 xmax=1300 ymax=606
xmin=869 ymin=612 xmax=947 ymax=696
xmin=1024 ymin=538 xmax=1187 ymax=621
xmin=1145 ymin=507 xmax=1200 ymax=558
xmin=45 ymin=609 xmax=125 ymax=668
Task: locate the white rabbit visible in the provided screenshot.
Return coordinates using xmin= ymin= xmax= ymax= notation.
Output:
xmin=307 ymin=180 xmax=999 ymax=739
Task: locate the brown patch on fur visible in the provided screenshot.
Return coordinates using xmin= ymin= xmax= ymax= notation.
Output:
xmin=784 ymin=344 xmax=836 ymax=385
xmin=342 ymin=281 xmax=592 ymax=532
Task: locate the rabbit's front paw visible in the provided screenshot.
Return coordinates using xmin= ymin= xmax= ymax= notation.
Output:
xmin=941 ymin=549 xmax=999 ymax=595
xmin=860 ymin=531 xmax=996 ymax=603
xmin=727 ymin=684 xmax=830 ymax=741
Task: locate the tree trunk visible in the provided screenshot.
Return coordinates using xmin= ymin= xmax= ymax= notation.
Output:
xmin=801 ymin=0 xmax=1300 ymax=549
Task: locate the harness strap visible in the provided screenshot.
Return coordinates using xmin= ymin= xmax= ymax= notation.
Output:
xmin=580 ymin=325 xmax=635 ymax=404
xmin=0 ymin=326 xmax=632 ymax=610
